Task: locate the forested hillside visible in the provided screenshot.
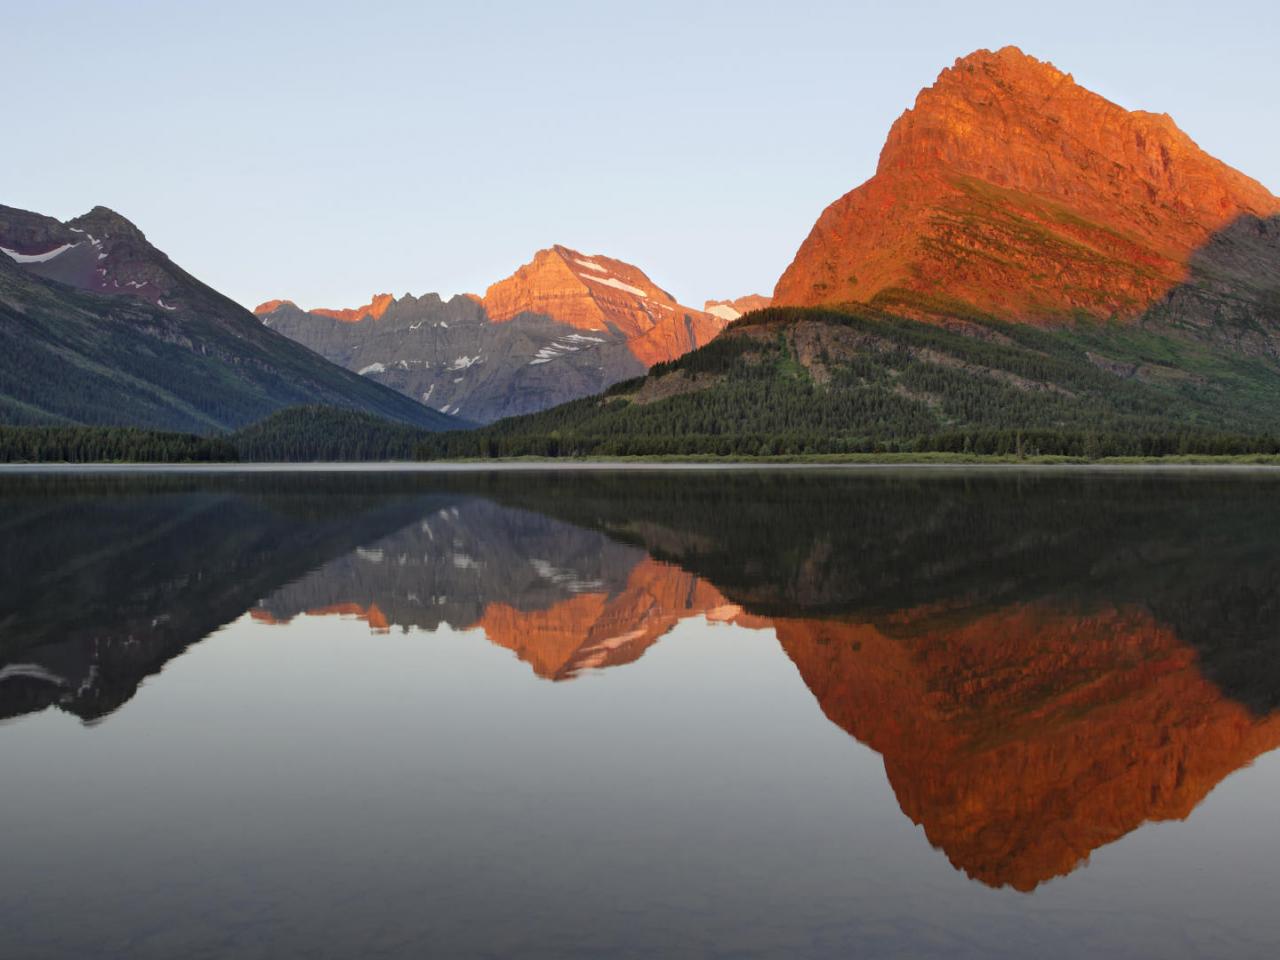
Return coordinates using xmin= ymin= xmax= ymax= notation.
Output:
xmin=0 ymin=406 xmax=448 ymax=463
xmin=415 ymin=306 xmax=1280 ymax=458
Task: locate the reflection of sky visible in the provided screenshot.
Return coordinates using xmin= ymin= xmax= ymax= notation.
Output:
xmin=8 ymin=1 xmax=1280 ymax=312
xmin=3 ymin=613 xmax=1278 ymax=958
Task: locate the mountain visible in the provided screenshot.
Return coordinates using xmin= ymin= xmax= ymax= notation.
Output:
xmin=0 ymin=203 xmax=458 ymax=432
xmin=424 ymin=48 xmax=1280 ymax=456
xmin=257 ymin=245 xmax=729 ymax=423
xmin=773 ymin=47 xmax=1280 ymax=350
xmin=703 ymin=294 xmax=772 ymax=321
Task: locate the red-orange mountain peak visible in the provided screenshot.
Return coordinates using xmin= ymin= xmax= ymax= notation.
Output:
xmin=774 ymin=47 xmax=1280 ymax=323
xmin=481 ymin=246 xmax=728 ymax=367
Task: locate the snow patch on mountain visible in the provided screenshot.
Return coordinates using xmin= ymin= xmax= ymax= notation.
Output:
xmin=583 ymin=274 xmax=648 ymax=298
xmin=1 ymin=242 xmax=77 ymax=264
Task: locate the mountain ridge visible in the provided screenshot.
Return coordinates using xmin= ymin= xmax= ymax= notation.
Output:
xmin=256 ymin=245 xmax=733 ymax=422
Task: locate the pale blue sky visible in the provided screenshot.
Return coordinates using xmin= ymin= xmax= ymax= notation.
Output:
xmin=8 ymin=0 xmax=1278 ymax=310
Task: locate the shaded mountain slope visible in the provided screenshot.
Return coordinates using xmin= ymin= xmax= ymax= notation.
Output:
xmin=259 ymin=291 xmax=646 ymax=423
xmin=0 ymin=204 xmax=458 ymax=432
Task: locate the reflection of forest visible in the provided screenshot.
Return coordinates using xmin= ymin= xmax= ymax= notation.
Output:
xmin=3 ymin=470 xmax=1279 ymax=890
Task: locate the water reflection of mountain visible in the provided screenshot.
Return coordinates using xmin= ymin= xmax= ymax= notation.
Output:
xmin=0 ymin=475 xmax=448 ymax=720
xmin=252 ymin=498 xmax=767 ymax=678
xmin=478 ymin=471 xmax=1280 ymax=713
xmin=3 ymin=469 xmax=1279 ymax=892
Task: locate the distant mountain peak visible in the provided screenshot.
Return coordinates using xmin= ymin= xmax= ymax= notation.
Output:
xmin=704 ymin=294 xmax=772 ymax=322
xmin=481 ymin=245 xmax=728 ymax=366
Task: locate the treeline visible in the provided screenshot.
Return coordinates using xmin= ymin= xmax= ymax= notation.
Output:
xmin=416 ymin=427 xmax=1280 ymax=459
xmin=0 ymin=407 xmax=431 ymax=463
xmin=232 ymin=406 xmax=429 ymax=462
xmin=0 ymin=425 xmax=237 ymax=463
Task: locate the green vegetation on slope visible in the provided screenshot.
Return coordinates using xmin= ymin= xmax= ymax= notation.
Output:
xmin=231 ymin=406 xmax=437 ymax=462
xmin=0 ymin=425 xmax=238 ymax=463
xmin=416 ymin=306 xmax=1280 ymax=458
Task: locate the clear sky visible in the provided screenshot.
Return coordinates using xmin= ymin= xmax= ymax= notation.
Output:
xmin=8 ymin=0 xmax=1278 ymax=311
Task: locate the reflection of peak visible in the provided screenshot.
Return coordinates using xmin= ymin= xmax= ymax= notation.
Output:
xmin=253 ymin=499 xmax=649 ymax=639
xmin=475 ymin=558 xmax=767 ymax=680
xmin=253 ymin=505 xmax=767 ymax=680
xmin=252 ymin=602 xmax=391 ymax=632
xmin=777 ymin=601 xmax=1280 ymax=892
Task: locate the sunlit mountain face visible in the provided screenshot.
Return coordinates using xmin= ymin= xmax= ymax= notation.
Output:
xmin=2 ymin=470 xmax=1279 ymax=895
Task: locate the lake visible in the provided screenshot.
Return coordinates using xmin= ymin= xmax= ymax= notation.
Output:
xmin=2 ymin=467 xmax=1279 ymax=959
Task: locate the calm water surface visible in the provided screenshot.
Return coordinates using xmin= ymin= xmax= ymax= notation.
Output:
xmin=2 ymin=468 xmax=1279 ymax=958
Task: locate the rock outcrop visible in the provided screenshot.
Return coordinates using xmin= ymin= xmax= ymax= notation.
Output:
xmin=269 ymin=293 xmax=396 ymax=324
xmin=773 ymin=47 xmax=1280 ymax=331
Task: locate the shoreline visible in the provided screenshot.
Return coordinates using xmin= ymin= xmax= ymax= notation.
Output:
xmin=6 ymin=456 xmax=1280 ymax=474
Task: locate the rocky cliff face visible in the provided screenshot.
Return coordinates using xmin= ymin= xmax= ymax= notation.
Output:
xmin=773 ymin=47 xmax=1280 ymax=337
xmin=258 ymin=245 xmax=729 ymax=422
xmin=305 ymin=293 xmax=395 ymax=323
xmin=259 ymin=292 xmax=646 ymax=422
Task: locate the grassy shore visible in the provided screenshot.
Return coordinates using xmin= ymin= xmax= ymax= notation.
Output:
xmin=418 ymin=451 xmax=1280 ymax=466
xmin=7 ymin=452 xmax=1280 ymax=467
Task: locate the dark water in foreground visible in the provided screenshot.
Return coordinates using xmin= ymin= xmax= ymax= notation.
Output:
xmin=2 ymin=468 xmax=1280 ymax=959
